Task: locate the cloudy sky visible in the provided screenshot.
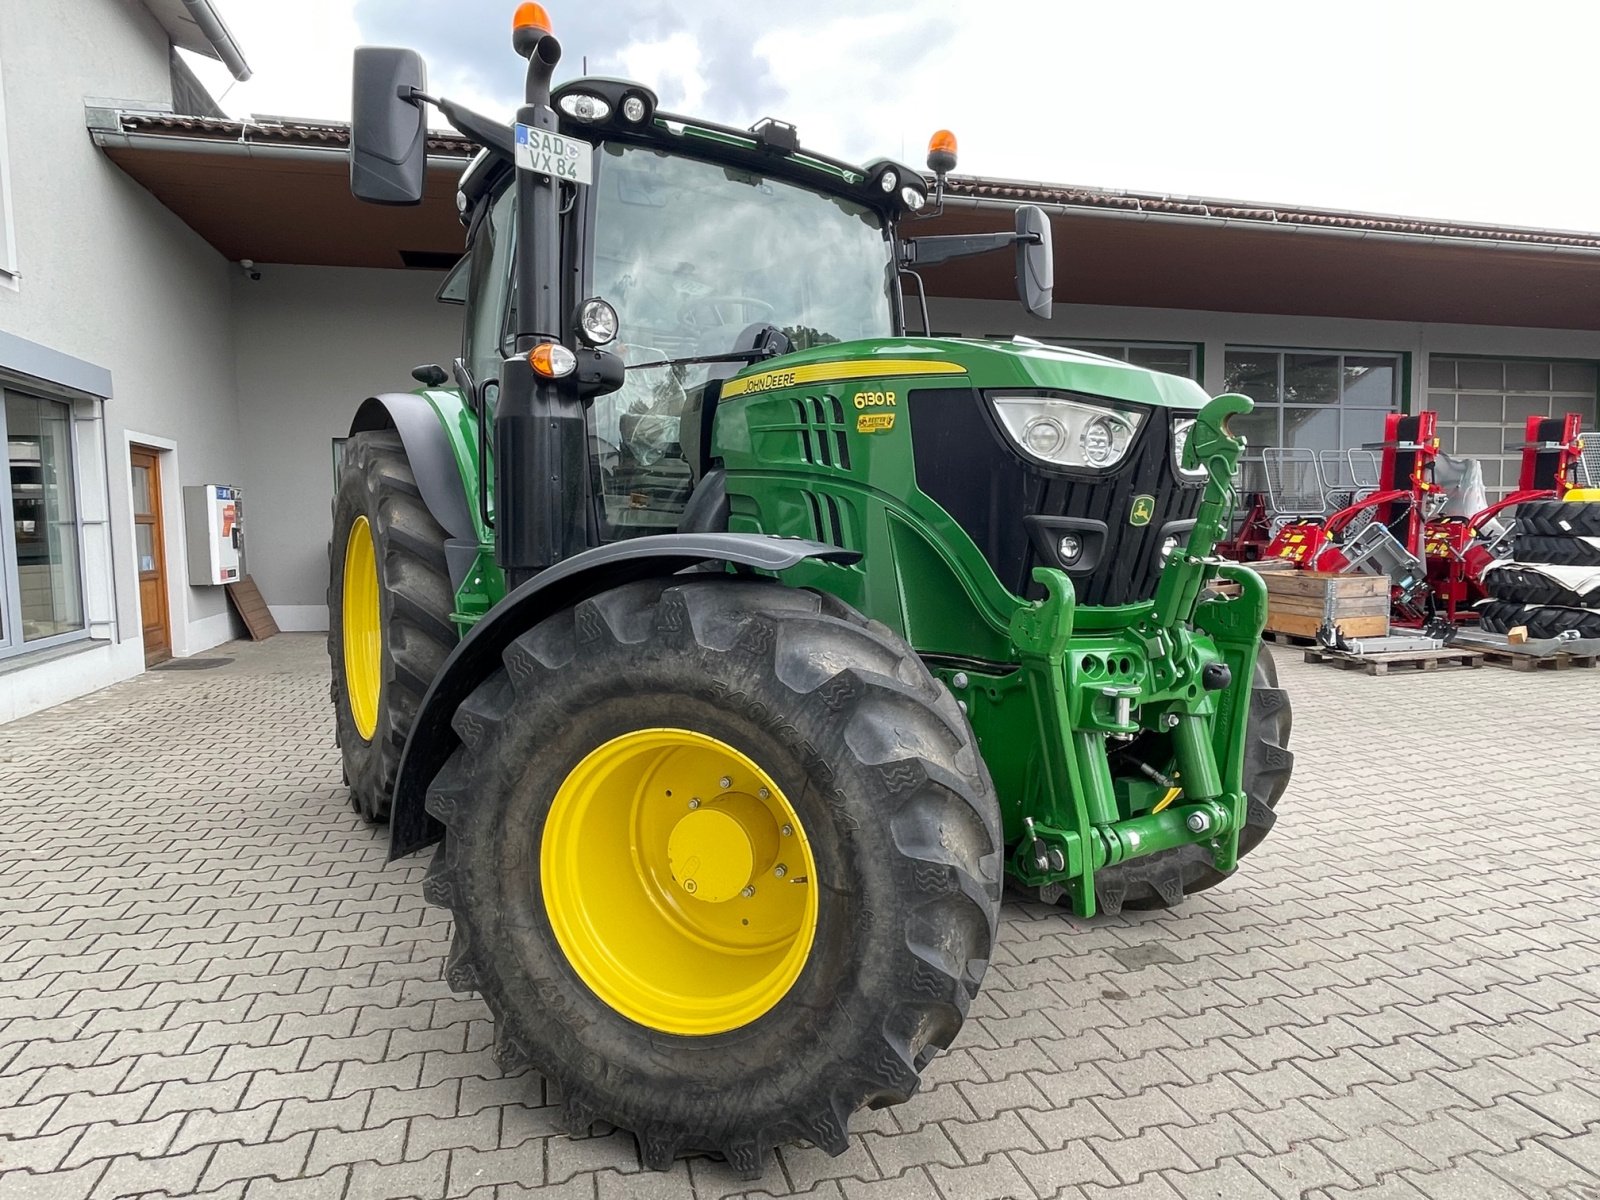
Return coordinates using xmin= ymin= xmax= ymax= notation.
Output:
xmin=187 ymin=0 xmax=1600 ymax=233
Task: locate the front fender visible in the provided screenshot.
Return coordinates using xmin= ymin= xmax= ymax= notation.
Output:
xmin=351 ymin=391 xmax=479 ymax=545
xmin=388 ymin=533 xmax=860 ymax=859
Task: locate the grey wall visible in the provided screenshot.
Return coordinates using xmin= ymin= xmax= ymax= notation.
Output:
xmin=232 ymin=265 xmax=460 ymax=627
xmin=0 ymin=0 xmax=246 ymax=658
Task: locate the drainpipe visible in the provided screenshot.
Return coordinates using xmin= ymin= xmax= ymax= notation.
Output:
xmin=181 ymin=0 xmax=252 ymax=82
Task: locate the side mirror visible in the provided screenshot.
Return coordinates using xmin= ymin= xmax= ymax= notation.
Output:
xmin=1014 ymin=205 xmax=1053 ymax=320
xmin=350 ymin=47 xmax=428 ymax=205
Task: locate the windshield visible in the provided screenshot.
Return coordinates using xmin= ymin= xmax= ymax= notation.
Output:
xmin=588 ymin=143 xmax=896 ymax=536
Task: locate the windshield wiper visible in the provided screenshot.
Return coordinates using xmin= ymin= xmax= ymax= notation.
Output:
xmin=623 ymin=348 xmax=775 ymax=372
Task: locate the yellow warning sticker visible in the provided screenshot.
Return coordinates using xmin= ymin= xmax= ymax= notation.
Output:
xmin=857 ymin=412 xmax=896 ymax=434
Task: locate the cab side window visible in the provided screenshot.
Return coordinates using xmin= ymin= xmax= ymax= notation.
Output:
xmin=463 ymin=184 xmax=516 ymax=389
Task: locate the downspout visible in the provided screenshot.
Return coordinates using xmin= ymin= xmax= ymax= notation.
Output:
xmin=181 ymin=0 xmax=252 ymax=82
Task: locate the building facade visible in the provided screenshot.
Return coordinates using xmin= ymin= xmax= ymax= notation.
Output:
xmin=1 ymin=0 xmax=1596 ymax=722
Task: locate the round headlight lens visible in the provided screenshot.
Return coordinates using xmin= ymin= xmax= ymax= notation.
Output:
xmin=1082 ymin=416 xmax=1132 ymax=467
xmin=1160 ymin=535 xmax=1179 ymax=565
xmin=1058 ymin=534 xmax=1083 ymax=564
xmin=621 ymin=95 xmax=647 ymax=123
xmin=577 ymin=298 xmax=619 ymax=346
xmin=879 ymin=169 xmax=898 ymax=193
xmin=1023 ymin=416 xmax=1066 ymax=457
xmin=900 ymin=184 xmax=926 ymax=211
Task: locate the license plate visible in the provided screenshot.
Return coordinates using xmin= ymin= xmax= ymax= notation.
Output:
xmin=514 ymin=124 xmax=593 ymax=185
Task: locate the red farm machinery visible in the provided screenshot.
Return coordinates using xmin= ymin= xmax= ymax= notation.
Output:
xmin=1228 ymin=411 xmax=1586 ymax=628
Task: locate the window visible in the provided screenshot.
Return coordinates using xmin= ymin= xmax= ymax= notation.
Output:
xmin=462 ymin=185 xmax=516 ymax=389
xmin=1223 ymin=349 xmax=1401 ymax=488
xmin=1057 ymin=340 xmax=1199 ymax=380
xmin=587 ymin=144 xmax=895 ymax=537
xmin=1 ymin=390 xmax=86 ymax=653
xmin=1427 ymin=357 xmax=1598 ymax=498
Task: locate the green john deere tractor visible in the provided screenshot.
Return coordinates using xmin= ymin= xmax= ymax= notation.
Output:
xmin=329 ymin=4 xmax=1292 ymax=1177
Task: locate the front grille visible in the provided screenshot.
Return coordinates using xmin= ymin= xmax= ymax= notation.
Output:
xmin=908 ymin=388 xmax=1204 ymax=606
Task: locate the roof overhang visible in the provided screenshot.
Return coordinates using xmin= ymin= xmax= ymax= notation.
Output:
xmin=90 ymin=113 xmax=1600 ymax=330
xmin=140 ymin=0 xmax=251 ymax=81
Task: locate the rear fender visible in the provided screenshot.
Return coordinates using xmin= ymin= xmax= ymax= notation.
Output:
xmin=388 ymin=533 xmax=860 ymax=859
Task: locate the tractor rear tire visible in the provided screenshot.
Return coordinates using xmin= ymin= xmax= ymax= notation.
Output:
xmin=328 ymin=430 xmax=455 ymax=822
xmin=1519 ymin=499 xmax=1600 ymax=539
xmin=1098 ymin=643 xmax=1293 ymax=914
xmin=1482 ymin=565 xmax=1599 ymax=609
xmin=421 ymin=577 xmax=1001 ymax=1178
xmin=1478 ymin=599 xmax=1600 ymax=639
xmin=1512 ymin=534 xmax=1600 ymax=569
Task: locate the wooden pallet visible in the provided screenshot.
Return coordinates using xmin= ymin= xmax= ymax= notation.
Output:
xmin=225 ymin=576 xmax=280 ymax=641
xmin=1303 ymin=646 xmax=1483 ymax=676
xmin=1264 ymin=630 xmax=1317 ymax=647
xmin=1459 ymin=645 xmax=1599 ymax=672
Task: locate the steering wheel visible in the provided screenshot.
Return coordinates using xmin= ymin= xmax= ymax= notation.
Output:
xmin=682 ymin=295 xmax=776 ymax=332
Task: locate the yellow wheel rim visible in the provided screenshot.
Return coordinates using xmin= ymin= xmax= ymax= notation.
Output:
xmin=542 ymin=728 xmax=819 ymax=1035
xmin=342 ymin=515 xmax=381 ymax=741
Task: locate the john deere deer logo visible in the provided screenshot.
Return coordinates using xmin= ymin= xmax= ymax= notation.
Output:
xmin=1129 ymin=495 xmax=1155 ymax=527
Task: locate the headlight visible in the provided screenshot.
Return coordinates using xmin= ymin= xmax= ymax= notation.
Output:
xmin=900 ymin=184 xmax=926 ymax=211
xmin=558 ymin=92 xmax=611 ymax=122
xmin=576 ymin=297 xmax=619 ymax=346
xmin=991 ymin=396 xmax=1144 ymax=470
xmin=1171 ymin=417 xmax=1206 ymax=478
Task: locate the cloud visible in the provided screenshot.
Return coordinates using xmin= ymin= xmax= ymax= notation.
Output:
xmin=200 ymin=0 xmax=1600 ymax=231
xmin=350 ymin=0 xmax=933 ymax=124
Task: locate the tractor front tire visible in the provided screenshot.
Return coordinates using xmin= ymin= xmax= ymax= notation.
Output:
xmin=1482 ymin=565 xmax=1599 ymax=610
xmin=1478 ymin=599 xmax=1600 ymax=639
xmin=328 ymin=430 xmax=454 ymax=822
xmin=421 ymin=578 xmax=1002 ymax=1177
xmin=1097 ymin=643 xmax=1293 ymax=914
xmin=1512 ymin=533 xmax=1600 ymax=569
xmin=1520 ymin=499 xmax=1600 ymax=539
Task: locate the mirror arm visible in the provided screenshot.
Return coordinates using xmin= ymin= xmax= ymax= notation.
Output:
xmin=401 ymin=87 xmax=514 ymax=160
xmin=902 ymin=231 xmax=1021 ymax=268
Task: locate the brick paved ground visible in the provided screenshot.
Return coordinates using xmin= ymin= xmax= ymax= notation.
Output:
xmin=1 ymin=634 xmax=1597 ymax=1200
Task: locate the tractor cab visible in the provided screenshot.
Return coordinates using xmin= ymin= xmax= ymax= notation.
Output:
xmin=401 ymin=70 xmax=1055 ymax=557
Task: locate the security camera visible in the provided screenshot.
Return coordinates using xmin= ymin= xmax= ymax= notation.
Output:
xmin=240 ymin=259 xmax=261 ymax=282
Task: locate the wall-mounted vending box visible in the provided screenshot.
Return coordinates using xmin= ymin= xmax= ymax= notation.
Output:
xmin=183 ymin=484 xmax=242 ymax=585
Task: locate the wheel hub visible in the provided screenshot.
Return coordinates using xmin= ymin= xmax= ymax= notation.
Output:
xmin=667 ymin=795 xmax=779 ymax=902
xmin=541 ymin=728 xmax=818 ymax=1035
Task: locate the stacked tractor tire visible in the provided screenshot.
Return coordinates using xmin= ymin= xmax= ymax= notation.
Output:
xmin=1478 ymin=499 xmax=1600 ymax=638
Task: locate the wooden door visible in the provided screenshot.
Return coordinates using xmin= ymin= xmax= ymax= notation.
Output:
xmin=130 ymin=447 xmax=170 ymax=666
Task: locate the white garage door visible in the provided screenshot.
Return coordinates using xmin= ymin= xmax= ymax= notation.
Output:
xmin=1427 ymin=357 xmax=1598 ymax=497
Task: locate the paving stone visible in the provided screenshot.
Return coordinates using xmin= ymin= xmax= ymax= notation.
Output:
xmin=4 ymin=633 xmax=1599 ymax=1200
xmin=345 ymin=1150 xmax=450 ymax=1200
xmin=449 ymin=1141 xmax=547 ymax=1192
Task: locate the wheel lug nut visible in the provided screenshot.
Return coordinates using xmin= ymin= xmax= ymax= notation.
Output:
xmin=719 ymin=776 xmax=732 ymax=790
xmin=740 ymin=885 xmax=755 ymax=898
xmin=774 ymin=864 xmax=786 ymax=878
xmin=757 ymin=787 xmax=770 ymax=800
xmin=687 ymin=798 xmax=701 ymax=810
xmin=780 ymin=824 xmax=793 ymax=837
